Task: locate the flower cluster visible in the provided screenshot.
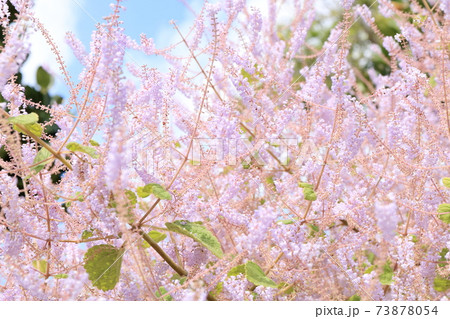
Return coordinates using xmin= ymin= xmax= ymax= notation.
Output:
xmin=0 ymin=0 xmax=449 ymax=301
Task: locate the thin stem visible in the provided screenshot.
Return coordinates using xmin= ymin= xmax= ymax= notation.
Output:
xmin=140 ymin=230 xmax=188 ymax=277
xmin=56 ymin=57 xmax=100 ymax=153
xmin=173 ymin=23 xmax=292 ymax=174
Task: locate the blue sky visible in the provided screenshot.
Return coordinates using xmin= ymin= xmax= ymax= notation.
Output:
xmin=22 ymin=0 xmax=202 ymax=97
xmin=21 ymin=0 xmax=334 ymax=98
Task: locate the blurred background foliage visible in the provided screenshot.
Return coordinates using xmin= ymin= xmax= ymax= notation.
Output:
xmin=287 ymin=0 xmax=432 ymax=94
xmin=0 ymin=1 xmax=63 ymax=188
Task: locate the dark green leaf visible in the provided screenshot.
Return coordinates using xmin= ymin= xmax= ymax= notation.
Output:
xmin=165 ymin=220 xmax=223 ymax=258
xmin=83 ymin=244 xmax=124 ymax=291
xmin=36 ymin=66 xmax=52 ymax=91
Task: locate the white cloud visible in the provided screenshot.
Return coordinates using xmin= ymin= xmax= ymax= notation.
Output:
xmin=21 ymin=0 xmax=85 ymax=87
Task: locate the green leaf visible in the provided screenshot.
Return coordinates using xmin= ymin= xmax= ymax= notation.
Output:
xmin=227 ymin=264 xmax=246 ymax=277
xmin=36 ymin=66 xmax=52 ymax=91
xmin=124 ymin=190 xmax=137 ymax=205
xmin=442 ymin=177 xmax=450 ymax=188
xmin=142 ymin=230 xmax=167 ymax=248
xmin=136 ymin=186 xmax=150 ymax=198
xmin=83 ymin=244 xmax=124 ymax=291
xmin=81 ymin=230 xmax=94 ymax=240
xmin=165 ymin=220 xmax=223 ymax=258
xmin=364 ymin=265 xmax=376 ymax=274
xmin=303 ymin=187 xmax=317 ymax=201
xmin=437 ymin=204 xmax=450 ymax=224
xmin=365 ymin=250 xmax=376 ymax=264
xmin=437 ymin=203 xmax=450 ymax=213
xmin=308 ymin=223 xmax=320 ymax=233
xmin=245 ymin=261 xmax=277 ymax=288
xmin=278 ymin=219 xmax=294 ymax=225
xmin=89 ymin=139 xmax=100 ymax=147
xmin=155 ymin=286 xmax=173 ymax=301
xmin=241 ymin=161 xmax=251 ymax=169
xmin=240 ymin=64 xmax=262 ymax=85
xmin=433 ymin=276 xmax=450 ymax=292
xmin=298 ymin=182 xmax=313 ymax=188
xmin=32 ymin=147 xmax=52 ymax=173
xmin=170 ymin=274 xmax=187 ymax=285
xmin=348 ymin=295 xmax=361 ymax=301
xmin=379 ymin=260 xmax=394 ymax=285
xmin=210 ymin=281 xmax=223 ymax=299
xmin=438 ymin=213 xmax=450 ymax=224
xmin=438 ymin=248 xmax=449 ymax=267
xmin=8 ymin=113 xmax=39 ymax=125
xmin=277 ymin=282 xmax=294 ymax=295
xmin=66 ymin=142 xmax=99 ymax=159
xmin=150 ymin=184 xmax=171 ymax=200
xmin=32 ymin=259 xmax=48 ymax=274
xmin=137 ymin=183 xmax=172 ymax=200
xmin=8 ymin=113 xmax=43 ymax=137
xmin=53 ymin=274 xmax=68 ymax=279
xmin=13 ymin=122 xmax=43 ymax=137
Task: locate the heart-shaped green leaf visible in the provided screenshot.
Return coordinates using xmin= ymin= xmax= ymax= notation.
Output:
xmin=83 ymin=244 xmax=124 ymax=291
